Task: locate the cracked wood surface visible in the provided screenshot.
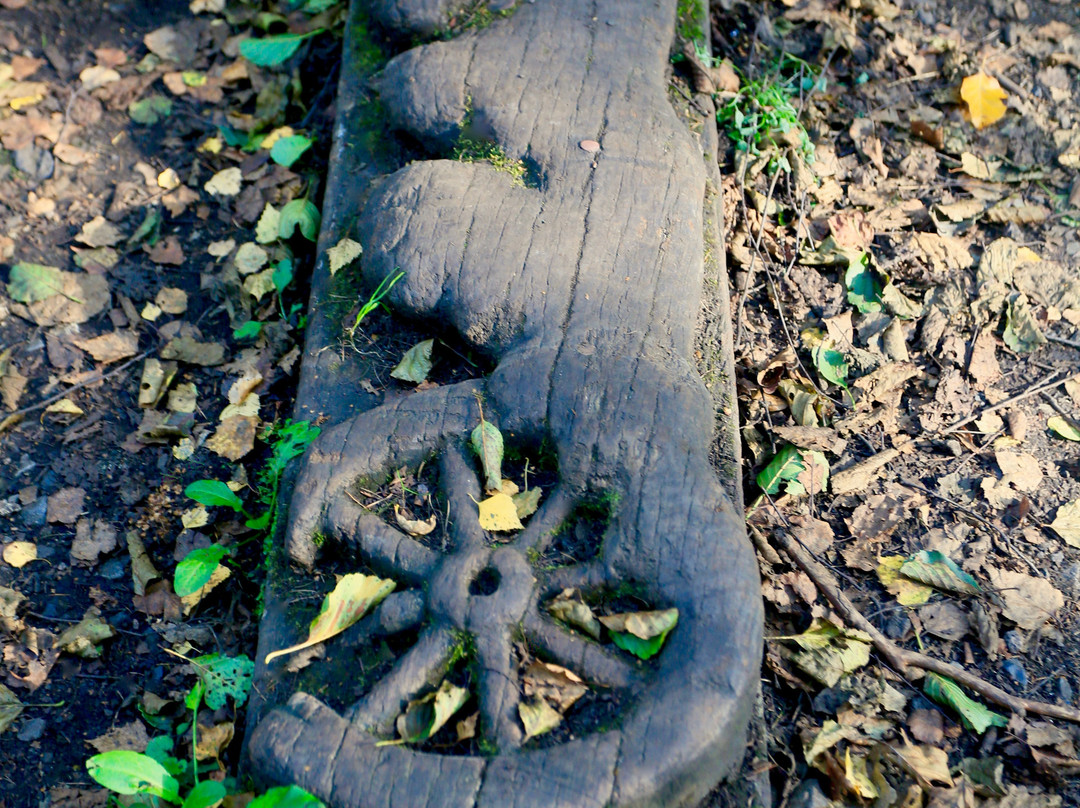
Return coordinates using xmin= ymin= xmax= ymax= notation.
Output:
xmin=247 ymin=1 xmax=763 ymax=805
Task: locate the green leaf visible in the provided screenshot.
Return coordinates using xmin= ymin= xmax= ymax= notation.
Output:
xmin=390 ymin=339 xmax=434 ymax=383
xmin=184 ymin=480 xmax=244 ymax=511
xmin=7 ymin=263 xmax=64 ymax=303
xmin=599 ymin=609 xmax=678 ymax=661
xmin=394 ymin=680 xmax=470 ymax=743
xmin=182 ymin=780 xmax=227 ymax=808
xmin=269 ymin=134 xmax=313 ymax=168
xmin=278 ymin=199 xmax=321 ymax=241
xmin=86 ymin=750 xmax=182 ymax=802
xmin=301 ymin=0 xmax=338 ymax=12
xmin=923 ymin=672 xmax=1008 ymax=734
xmin=899 ymin=550 xmax=980 ymax=595
xmin=1048 ymin=415 xmax=1080 ymax=442
xmin=812 ymin=343 xmax=848 ymax=390
xmin=1003 ymin=293 xmax=1046 ymax=354
xmin=233 ymin=320 xmax=263 ymax=341
xmin=246 ymin=510 xmax=272 ymax=531
xmin=128 ymin=207 xmax=162 ymax=248
xmin=756 ymin=444 xmax=804 ymax=495
xmin=191 ymin=653 xmax=254 ymax=710
xmin=272 ymin=259 xmax=294 ymax=294
xmin=128 ymin=95 xmax=173 ymax=125
xmin=0 ymin=683 xmax=24 ymax=734
xmin=470 ymin=418 xmax=504 ymax=493
xmin=249 ymin=786 xmax=326 ymax=808
xmin=845 ymin=255 xmax=883 ymax=313
xmin=174 ymin=545 xmax=230 ymax=598
xmin=239 ymin=30 xmax=323 ymax=67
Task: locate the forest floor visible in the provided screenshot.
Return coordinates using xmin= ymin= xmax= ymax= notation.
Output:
xmin=0 ymin=0 xmax=1078 ymax=806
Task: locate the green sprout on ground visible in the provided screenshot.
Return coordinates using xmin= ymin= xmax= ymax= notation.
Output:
xmin=349 ymin=270 xmax=404 ymax=336
xmin=715 ymin=54 xmax=820 ymax=173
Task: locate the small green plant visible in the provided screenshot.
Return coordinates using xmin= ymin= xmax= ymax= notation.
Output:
xmin=715 ymin=55 xmax=820 ymax=173
xmin=348 ymin=270 xmax=404 ymax=335
xmin=84 ymin=653 xmax=312 ymax=807
xmin=175 ymin=420 xmax=321 ymax=598
xmin=453 ymin=138 xmax=528 ymax=187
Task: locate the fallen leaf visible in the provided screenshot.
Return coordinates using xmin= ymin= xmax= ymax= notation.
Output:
xmin=87 ymin=720 xmax=148 ymax=753
xmin=180 ymin=563 xmax=231 ymax=616
xmin=1048 ymin=416 xmax=1080 ymax=442
xmin=70 ymin=519 xmax=118 ymax=565
xmin=147 ymin=236 xmax=184 ymax=266
xmin=72 ymin=331 xmax=138 ymax=363
xmin=599 ymin=608 xmax=678 ymax=660
xmin=519 ymin=696 xmax=562 ymax=741
xmin=900 ymin=550 xmax=980 ymax=595
xmin=895 ymin=741 xmax=953 ymax=786
xmin=877 ymin=556 xmax=934 ymax=606
xmin=0 ymin=683 xmax=24 ymax=734
xmin=194 ymin=721 xmax=234 ymax=762
xmin=960 ymin=73 xmax=1008 ymax=130
xmin=1050 ymin=500 xmax=1080 ymax=548
xmin=394 ymin=505 xmax=436 ymax=536
xmin=79 ymin=65 xmax=120 ymax=91
xmin=265 ymin=573 xmax=395 ymax=664
xmin=327 ymin=237 xmax=362 ymax=275
xmin=522 ymin=661 xmax=587 ymax=712
xmin=471 ymin=418 xmax=504 ymax=493
xmin=3 ymin=541 xmax=37 ymax=568
xmin=56 ymin=609 xmax=115 ymax=658
xmin=477 ymin=492 xmax=523 ymax=532
xmin=234 ymin=242 xmax=268 ymax=274
xmin=393 ymin=680 xmax=469 ymax=744
xmin=780 ymin=618 xmax=872 ymax=687
xmin=47 ymin=487 xmax=86 ymax=524
xmin=76 ymin=216 xmax=124 ymax=247
xmin=512 ymin=487 xmax=542 ymax=519
xmin=205 ymin=415 xmax=258 ymax=461
xmin=986 ymin=568 xmax=1064 ymax=630
xmin=391 ymin=339 xmax=434 ymax=384
xmin=204 ymin=167 xmax=243 ymax=197
xmin=546 ymin=589 xmax=601 ymax=639
xmin=923 ymin=672 xmax=1007 ymax=734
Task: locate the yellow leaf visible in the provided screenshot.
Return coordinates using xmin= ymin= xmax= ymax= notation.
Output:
xmin=2 ymin=541 xmax=37 ymax=568
xmin=265 ymin=573 xmax=394 ymax=664
xmin=477 ymin=492 xmax=523 ymax=532
xmin=960 ymin=73 xmax=1008 ymax=130
xmin=44 ymin=398 xmax=84 ymax=416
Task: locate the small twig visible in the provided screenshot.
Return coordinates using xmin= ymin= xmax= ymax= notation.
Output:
xmin=940 ymin=368 xmax=1080 ymax=435
xmin=1047 ymin=333 xmax=1080 ymax=351
xmin=768 ymin=527 xmax=1080 ymax=725
xmin=6 ymin=350 xmax=151 ymax=419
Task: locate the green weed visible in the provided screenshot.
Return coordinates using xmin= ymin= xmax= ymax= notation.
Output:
xmin=348 ymin=269 xmax=404 ymax=336
xmin=715 ymin=55 xmax=819 ymax=173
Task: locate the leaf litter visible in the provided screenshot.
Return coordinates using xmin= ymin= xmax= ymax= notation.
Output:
xmin=718 ymin=0 xmax=1080 ymax=801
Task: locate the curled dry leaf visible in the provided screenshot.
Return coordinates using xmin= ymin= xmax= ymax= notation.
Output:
xmin=546 ymin=588 xmax=601 ymax=639
xmin=394 ymin=505 xmax=436 ymax=536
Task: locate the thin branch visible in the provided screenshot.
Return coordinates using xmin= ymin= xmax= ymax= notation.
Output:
xmin=940 ymin=368 xmax=1080 ymax=435
xmin=766 ymin=526 xmax=1080 ymax=725
xmin=5 ymin=350 xmax=151 ymax=419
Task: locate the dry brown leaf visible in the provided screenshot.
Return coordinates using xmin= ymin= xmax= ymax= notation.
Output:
xmin=47 ymin=487 xmax=86 ymax=524
xmin=986 ymin=567 xmax=1064 ymax=630
xmin=72 ymin=331 xmax=139 ymax=363
xmin=87 ymin=721 xmax=149 ymax=754
xmin=205 ymin=415 xmax=258 ymax=461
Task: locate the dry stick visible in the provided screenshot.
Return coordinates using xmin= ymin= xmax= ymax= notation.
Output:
xmin=940 ymin=367 xmax=1080 ymax=435
xmin=767 ymin=526 xmax=1080 ymax=725
xmin=5 ymin=350 xmax=151 ymax=419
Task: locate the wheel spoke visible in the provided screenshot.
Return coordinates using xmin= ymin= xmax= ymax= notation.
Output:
xmin=514 ymin=488 xmax=574 ymax=554
xmin=523 ymin=609 xmax=642 ymax=689
xmin=541 ymin=561 xmax=608 ymax=595
xmin=338 ymin=590 xmax=425 ymax=651
xmin=474 ymin=626 xmax=523 ymax=751
xmin=346 ymin=626 xmax=456 ymax=735
xmin=438 ymin=443 xmax=487 ymax=552
xmin=326 ymin=504 xmax=440 ymax=585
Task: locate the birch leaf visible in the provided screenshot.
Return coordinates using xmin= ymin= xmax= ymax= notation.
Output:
xmin=477 ymin=492 xmax=523 ymax=532
xmin=960 ymin=73 xmax=1008 ymax=130
xmin=393 ymin=680 xmax=469 ymax=743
